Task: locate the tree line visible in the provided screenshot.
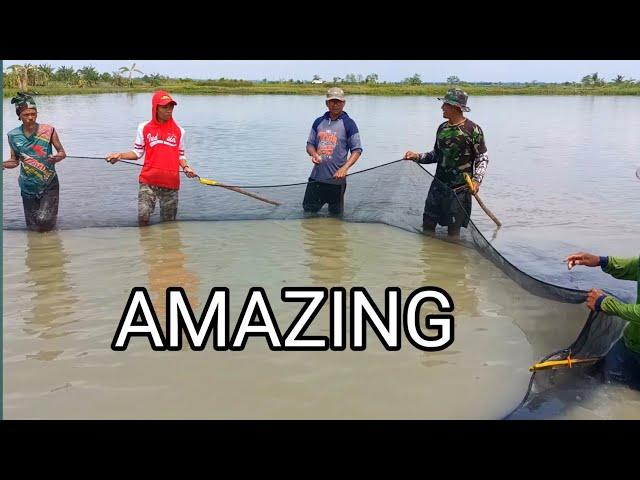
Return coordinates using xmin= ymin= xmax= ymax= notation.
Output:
xmin=3 ymin=63 xmax=168 ymax=89
xmin=4 ymin=63 xmax=639 ymax=91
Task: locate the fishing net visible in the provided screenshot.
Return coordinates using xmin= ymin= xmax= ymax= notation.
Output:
xmin=2 ymin=157 xmax=631 ymax=418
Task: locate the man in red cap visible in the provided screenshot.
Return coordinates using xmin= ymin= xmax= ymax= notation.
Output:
xmin=106 ymin=90 xmax=197 ymax=226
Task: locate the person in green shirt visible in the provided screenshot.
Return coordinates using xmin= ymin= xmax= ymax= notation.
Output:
xmin=565 ymin=168 xmax=640 ymax=387
xmin=3 ymin=92 xmax=66 ymax=232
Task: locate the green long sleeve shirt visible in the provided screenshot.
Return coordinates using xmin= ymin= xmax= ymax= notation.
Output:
xmin=599 ymin=255 xmax=640 ymax=353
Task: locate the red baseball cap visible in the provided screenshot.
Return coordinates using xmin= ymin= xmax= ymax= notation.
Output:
xmin=157 ymin=93 xmax=177 ymax=106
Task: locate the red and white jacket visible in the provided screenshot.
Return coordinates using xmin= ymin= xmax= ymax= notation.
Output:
xmin=130 ymin=91 xmax=187 ymax=190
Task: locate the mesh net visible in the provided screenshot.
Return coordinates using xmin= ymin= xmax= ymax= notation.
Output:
xmin=2 ymin=157 xmax=630 ymax=418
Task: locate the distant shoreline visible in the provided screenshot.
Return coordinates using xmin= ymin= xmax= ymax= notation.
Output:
xmin=4 ymin=81 xmax=640 ymax=97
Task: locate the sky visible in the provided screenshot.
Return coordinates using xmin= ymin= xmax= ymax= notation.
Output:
xmin=4 ymin=60 xmax=640 ymax=83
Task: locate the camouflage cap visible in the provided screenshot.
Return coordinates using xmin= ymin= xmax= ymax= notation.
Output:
xmin=326 ymin=87 xmax=346 ymax=101
xmin=437 ymin=88 xmax=470 ymax=112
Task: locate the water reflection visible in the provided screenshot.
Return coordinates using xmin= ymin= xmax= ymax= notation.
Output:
xmin=417 ymin=236 xmax=480 ymax=317
xmin=23 ymin=231 xmax=78 ymax=360
xmin=138 ymin=223 xmax=200 ymax=320
xmin=301 ymin=217 xmax=354 ymax=286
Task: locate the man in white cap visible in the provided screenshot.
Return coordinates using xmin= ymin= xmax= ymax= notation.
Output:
xmin=303 ymin=87 xmax=363 ymax=216
xmin=564 ymin=166 xmax=640 ymax=388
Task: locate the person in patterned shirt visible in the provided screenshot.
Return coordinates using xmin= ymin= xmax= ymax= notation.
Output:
xmin=403 ymin=89 xmax=489 ymax=237
xmin=303 ymin=87 xmax=363 ymax=216
xmin=3 ymin=92 xmax=67 ymax=232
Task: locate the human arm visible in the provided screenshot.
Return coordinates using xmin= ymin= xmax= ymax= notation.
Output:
xmin=178 ymin=157 xmax=197 ymax=178
xmin=306 ymin=122 xmax=322 ymax=164
xmin=47 ymin=129 xmax=67 ymax=163
xmin=404 ymin=127 xmax=440 ymax=164
xmin=334 ymin=122 xmax=363 ymax=179
xmin=469 ymin=125 xmax=488 ymax=194
xmin=566 ymin=253 xmax=638 ymax=280
xmin=602 ymin=256 xmax=639 ymax=281
xmin=587 ymin=288 xmax=640 ymax=326
xmin=306 ymin=143 xmax=322 ymax=165
xmin=106 ymin=123 xmax=145 ymax=164
xmin=3 ymin=146 xmax=19 ymax=169
xmin=404 ymin=149 xmax=438 ymax=164
xmin=565 ymin=252 xmax=602 ymax=270
xmin=105 ymin=151 xmax=140 ymax=163
xmin=178 ymin=129 xmax=197 ymax=178
xmin=334 ymin=150 xmax=362 ymax=179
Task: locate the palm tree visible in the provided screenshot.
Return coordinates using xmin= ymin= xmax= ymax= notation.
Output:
xmin=403 ymin=73 xmax=422 ymax=85
xmin=147 ymin=73 xmax=163 ymax=87
xmin=581 ymin=74 xmax=593 ymax=86
xmin=6 ymin=64 xmax=40 ymax=90
xmin=55 ymin=66 xmax=77 ymax=84
xmin=590 ymin=72 xmax=604 ymax=86
xmin=111 ymin=71 xmax=125 ymax=87
xmin=5 ymin=65 xmax=27 ymax=90
xmin=77 ymin=66 xmax=100 ymax=87
xmin=26 ymin=64 xmax=48 ymax=87
xmin=37 ymin=64 xmax=54 ymax=86
xmin=119 ymin=62 xmax=144 ymax=87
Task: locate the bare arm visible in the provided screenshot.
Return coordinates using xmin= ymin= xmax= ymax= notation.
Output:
xmin=107 ymin=124 xmax=145 ymax=164
xmin=3 ymin=146 xmax=19 ymax=169
xmin=306 ymin=143 xmax=321 ymax=165
xmin=406 ymin=126 xmax=441 ymax=164
xmin=565 ymin=252 xmax=604 ymax=270
xmin=105 ymin=151 xmax=140 ymax=163
xmin=404 ymin=150 xmax=437 ymax=163
xmin=334 ymin=150 xmax=362 ymax=179
xmin=48 ymin=129 xmax=67 ymax=163
xmin=178 ymin=156 xmax=197 ymax=178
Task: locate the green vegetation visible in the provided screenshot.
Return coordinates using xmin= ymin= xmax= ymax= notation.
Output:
xmin=4 ymin=64 xmax=640 ymax=97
